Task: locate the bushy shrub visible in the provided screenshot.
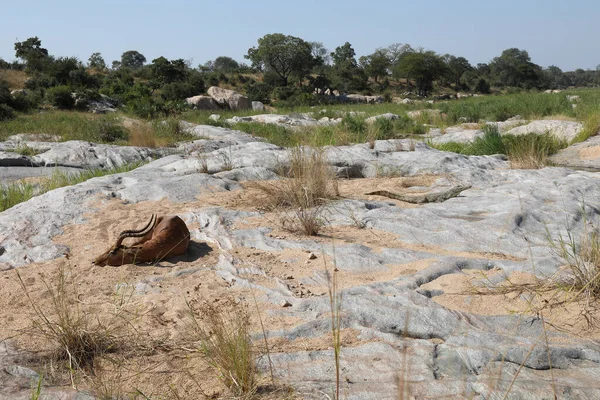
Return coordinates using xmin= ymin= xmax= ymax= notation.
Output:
xmin=90 ymin=117 xmax=129 ymax=142
xmin=272 ymin=86 xmax=297 ymax=101
xmin=160 ymin=81 xmax=199 ymax=101
xmin=9 ymin=91 xmax=40 ymax=112
xmin=0 ymin=79 xmax=11 ymax=104
xmin=46 ymin=85 xmax=75 ymax=109
xmin=24 ymin=73 xmax=53 ymax=92
xmin=476 ymin=78 xmax=491 ymax=94
xmin=127 ymin=97 xmax=161 ymax=119
xmin=244 ymin=82 xmax=273 ymax=104
xmin=0 ymin=104 xmax=15 ymax=121
xmin=342 ymin=114 xmax=366 ymax=134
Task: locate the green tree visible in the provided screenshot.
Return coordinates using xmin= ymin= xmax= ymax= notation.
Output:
xmin=386 ymin=43 xmax=413 ymax=66
xmin=212 ymin=56 xmax=240 ymax=72
xmin=359 ymin=48 xmax=391 ymax=83
xmin=88 ymin=52 xmax=106 ymax=70
xmin=394 ymin=50 xmax=446 ymax=96
xmin=444 ymin=55 xmax=472 ymax=88
xmin=310 ymin=42 xmax=330 ymax=66
xmin=150 ymin=57 xmax=187 ymax=85
xmin=120 ymin=50 xmax=146 ymax=70
xmin=246 ymin=33 xmax=316 ymax=86
xmin=544 ymin=65 xmax=571 ymax=89
xmin=330 ymin=42 xmax=367 ymax=92
xmin=489 ymin=48 xmax=543 ymax=89
xmin=475 ymin=78 xmax=491 ymax=94
xmin=14 ymin=37 xmax=50 ymax=73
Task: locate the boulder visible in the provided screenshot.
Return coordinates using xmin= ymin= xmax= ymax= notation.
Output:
xmin=346 ymin=94 xmax=384 ymax=104
xmin=207 ymin=87 xmax=251 ymax=111
xmin=185 ymin=95 xmax=219 ymax=110
xmin=407 ymin=109 xmax=442 ymax=120
xmin=365 ymin=113 xmax=399 ymax=124
xmin=504 ymin=120 xmax=583 ymax=142
xmin=208 ymin=114 xmax=221 ymax=122
xmin=10 ymin=89 xmax=27 ymax=96
xmin=252 ymin=101 xmax=265 ymax=111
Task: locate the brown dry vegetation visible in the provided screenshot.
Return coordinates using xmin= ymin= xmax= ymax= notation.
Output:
xmin=0 ymin=69 xmax=27 ymax=90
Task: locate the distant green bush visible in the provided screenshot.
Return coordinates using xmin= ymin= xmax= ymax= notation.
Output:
xmin=0 ymin=104 xmax=15 ymax=121
xmin=8 ymin=91 xmax=39 ymax=112
xmin=244 ymin=82 xmax=272 ymax=104
xmin=90 ymin=117 xmax=130 ymax=142
xmin=342 ymin=114 xmax=366 ymax=134
xmin=47 ymin=85 xmax=75 ymax=109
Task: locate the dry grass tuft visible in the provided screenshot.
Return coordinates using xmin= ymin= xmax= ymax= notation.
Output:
xmin=471 ymin=207 xmax=600 ymax=328
xmin=187 ymin=298 xmax=257 ymax=397
xmin=252 ymin=146 xmax=338 ymax=235
xmin=126 ymin=122 xmax=171 ymax=148
xmin=17 ymin=265 xmax=125 ymax=380
xmin=549 ymin=214 xmax=600 ymax=313
xmin=504 ymin=133 xmax=565 ymax=169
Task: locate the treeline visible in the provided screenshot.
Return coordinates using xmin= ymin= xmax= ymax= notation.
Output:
xmin=1 ymin=34 xmax=599 ymax=121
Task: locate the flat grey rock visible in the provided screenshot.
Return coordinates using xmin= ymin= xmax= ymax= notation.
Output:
xmin=549 ymin=134 xmax=600 ymax=171
xmin=1 ymin=121 xmax=600 ymax=399
xmin=505 ymin=120 xmax=583 ymax=142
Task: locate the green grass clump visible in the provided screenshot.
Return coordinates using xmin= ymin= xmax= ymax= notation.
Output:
xmin=230 ymin=121 xmax=298 ymax=147
xmin=503 ymin=133 xmax=566 ymax=169
xmin=436 ymin=92 xmax=576 ymax=124
xmin=151 ymin=118 xmax=194 ymax=142
xmin=0 ymin=182 xmax=35 ymax=212
xmin=464 ymin=125 xmax=506 ymax=155
xmin=433 ymin=124 xmax=566 ymax=169
xmin=13 ymin=144 xmax=42 ymax=156
xmin=0 ymin=162 xmax=143 ymax=212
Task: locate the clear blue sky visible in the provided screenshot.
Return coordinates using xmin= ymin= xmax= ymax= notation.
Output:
xmin=1 ymin=0 xmax=598 ymax=71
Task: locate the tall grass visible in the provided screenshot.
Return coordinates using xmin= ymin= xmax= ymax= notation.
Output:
xmin=503 ymin=133 xmax=565 ymax=169
xmin=0 ymin=162 xmax=144 ymax=212
xmin=0 ymin=111 xmax=192 ymax=147
xmin=433 ymin=124 xmax=566 ymax=169
xmin=187 ymin=299 xmax=257 ymax=397
xmin=16 ymin=266 xmax=122 ymax=379
xmin=251 ymin=146 xmax=338 ymax=235
xmin=436 ymin=92 xmax=576 ymax=124
xmin=0 ymin=111 xmax=124 ymax=143
xmin=549 ymin=210 xmax=600 ymax=311
xmin=326 ymin=262 xmax=342 ymax=400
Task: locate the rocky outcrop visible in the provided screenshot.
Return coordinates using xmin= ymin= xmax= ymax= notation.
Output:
xmin=365 ymin=113 xmax=399 ymax=124
xmin=2 ymin=121 xmax=600 ymax=399
xmin=251 ymin=101 xmax=265 ymax=111
xmin=505 ymin=120 xmax=583 ymax=142
xmin=185 ymin=95 xmax=219 ymax=110
xmin=549 ymin=134 xmax=600 ymax=171
xmin=225 ymin=113 xmax=342 ymax=127
xmin=345 ymin=94 xmax=384 ymax=104
xmin=0 ymin=140 xmax=168 ymax=169
xmin=407 ymin=109 xmax=442 ymax=120
xmin=207 ymin=86 xmax=250 ymax=111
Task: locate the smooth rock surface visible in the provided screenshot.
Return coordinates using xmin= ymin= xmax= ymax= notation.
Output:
xmin=505 ymin=120 xmax=583 ymax=142
xmin=207 ymin=86 xmax=250 ymax=111
xmin=185 ymin=94 xmax=219 ymax=110
xmin=1 ymin=121 xmax=600 ymax=399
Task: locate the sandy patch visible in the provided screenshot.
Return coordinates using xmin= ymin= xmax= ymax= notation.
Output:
xmin=579 ymin=145 xmax=600 ymax=160
xmin=424 ymin=268 xmax=600 ymax=340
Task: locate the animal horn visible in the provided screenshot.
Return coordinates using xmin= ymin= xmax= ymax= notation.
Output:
xmin=115 ymin=214 xmax=157 ymax=247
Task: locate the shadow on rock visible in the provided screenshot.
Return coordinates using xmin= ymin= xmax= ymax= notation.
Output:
xmin=153 ymin=240 xmax=213 ymax=267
